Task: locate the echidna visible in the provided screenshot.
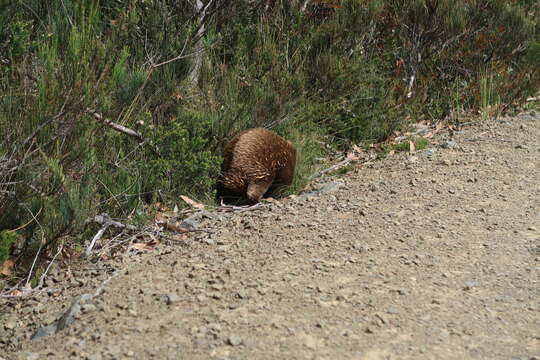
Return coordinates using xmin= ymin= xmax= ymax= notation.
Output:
xmin=216 ymin=128 xmax=297 ymax=203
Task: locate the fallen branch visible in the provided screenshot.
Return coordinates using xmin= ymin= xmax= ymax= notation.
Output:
xmin=216 ymin=203 xmax=263 ymax=212
xmin=23 ymin=205 xmax=45 ymax=289
xmin=84 ymin=214 xmax=138 ymax=257
xmin=94 ymin=213 xmax=138 ymax=231
xmin=87 ymin=110 xmax=161 ymax=157
xmin=88 ymin=110 xmax=144 ymax=140
xmin=0 ymin=287 xmax=62 ymax=298
xmin=311 ymin=157 xmax=354 ymax=179
xmin=84 ymin=223 xmax=109 ymax=258
xmin=36 ymin=244 xmax=63 ymax=289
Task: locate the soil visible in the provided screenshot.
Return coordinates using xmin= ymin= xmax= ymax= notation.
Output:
xmin=1 ymin=111 xmax=539 ymax=360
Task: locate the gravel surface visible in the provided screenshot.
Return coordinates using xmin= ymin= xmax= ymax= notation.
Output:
xmin=2 ymin=112 xmax=539 ymax=360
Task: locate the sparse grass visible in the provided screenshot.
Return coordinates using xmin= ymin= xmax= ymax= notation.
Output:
xmin=383 ymin=137 xmax=430 ymax=154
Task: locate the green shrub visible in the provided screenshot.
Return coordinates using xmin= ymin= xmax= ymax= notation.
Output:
xmin=0 ymin=230 xmax=16 ymax=265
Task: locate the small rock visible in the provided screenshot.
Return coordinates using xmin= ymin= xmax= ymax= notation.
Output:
xmin=515 ymin=144 xmax=528 ymax=149
xmin=21 ymin=352 xmax=40 ymax=360
xmin=227 ymin=335 xmax=243 ymax=346
xmin=442 ymin=141 xmax=457 ymax=149
xmin=166 ymin=293 xmax=181 ymax=305
xmin=217 ymin=245 xmax=230 ymax=252
xmin=464 ymin=281 xmax=479 ymax=290
xmin=386 ymin=307 xmax=399 ymax=314
xmin=528 ymin=226 xmax=538 ymax=231
xmin=81 ymin=303 xmax=96 ymax=313
xmin=32 ymin=323 xmax=58 ymax=339
xmin=4 ymin=319 xmax=17 ymax=329
xmin=317 ymin=182 xmax=344 ymax=194
xmin=365 ymin=326 xmax=375 ymax=334
xmin=87 ymin=353 xmax=103 ymax=360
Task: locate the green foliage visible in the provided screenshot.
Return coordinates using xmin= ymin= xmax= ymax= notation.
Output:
xmin=0 ymin=0 xmax=538 ymax=273
xmin=383 ymin=137 xmax=430 ymax=154
xmin=0 ymin=230 xmax=16 ymax=265
xmin=147 ymin=114 xmax=221 ymax=202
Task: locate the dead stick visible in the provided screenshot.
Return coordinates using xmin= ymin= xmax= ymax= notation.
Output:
xmin=311 ymin=158 xmax=353 ymax=179
xmin=87 ymin=110 xmax=161 ymax=157
xmin=88 ymin=110 xmax=144 ymax=140
xmin=37 ymin=244 xmax=63 ymax=289
xmin=94 ymin=213 xmax=137 ymax=231
xmin=85 ymin=224 xmax=109 ymax=258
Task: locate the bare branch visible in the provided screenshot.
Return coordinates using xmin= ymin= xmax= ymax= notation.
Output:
xmin=87 ymin=110 xmax=161 ymax=157
xmin=88 ymin=110 xmax=144 ymax=140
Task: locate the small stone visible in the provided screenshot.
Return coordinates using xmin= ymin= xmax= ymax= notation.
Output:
xmin=528 ymin=226 xmax=538 ymax=231
xmin=32 ymin=323 xmax=58 ymax=339
xmin=4 ymin=319 xmax=17 ymax=329
xmin=87 ymin=353 xmax=103 ymax=360
xmin=464 ymin=281 xmax=479 ymax=290
xmin=21 ymin=352 xmax=40 ymax=360
xmin=442 ymin=141 xmax=457 ymax=149
xmin=386 ymin=307 xmax=399 ymax=314
xmin=227 ymin=335 xmax=243 ymax=346
xmin=166 ymin=293 xmax=181 ymax=305
xmin=317 ymin=182 xmax=344 ymax=194
xmin=217 ymin=245 xmax=230 ymax=252
xmin=81 ymin=304 xmax=96 ymax=313
xmin=515 ymin=144 xmax=528 ymax=149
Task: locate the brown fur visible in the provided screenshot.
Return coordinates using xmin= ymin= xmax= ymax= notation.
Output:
xmin=217 ymin=128 xmax=297 ymax=203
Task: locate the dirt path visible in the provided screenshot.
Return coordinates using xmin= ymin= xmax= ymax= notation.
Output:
xmin=2 ymin=112 xmax=540 ymax=360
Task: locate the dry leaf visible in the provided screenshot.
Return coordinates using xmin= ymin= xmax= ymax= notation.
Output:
xmin=180 ymin=195 xmax=205 ymax=209
xmin=409 ymin=140 xmax=416 ymax=154
xmin=155 ymin=212 xmax=167 ymax=224
xmin=131 ymin=239 xmax=160 ymax=251
xmin=171 ymin=233 xmax=189 ymax=241
xmin=9 ymin=289 xmax=23 ymax=296
xmin=1 ymin=258 xmax=15 ymax=277
xmin=162 ymin=221 xmax=189 ymax=233
xmin=345 ymin=152 xmax=360 ymax=161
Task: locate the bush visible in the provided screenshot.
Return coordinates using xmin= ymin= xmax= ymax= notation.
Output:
xmin=0 ymin=230 xmax=16 ymax=265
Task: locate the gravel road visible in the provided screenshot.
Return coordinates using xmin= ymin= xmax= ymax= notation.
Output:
xmin=2 ymin=111 xmax=539 ymax=360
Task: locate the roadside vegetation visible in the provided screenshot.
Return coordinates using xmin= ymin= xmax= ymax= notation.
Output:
xmin=0 ymin=0 xmax=539 ymax=279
